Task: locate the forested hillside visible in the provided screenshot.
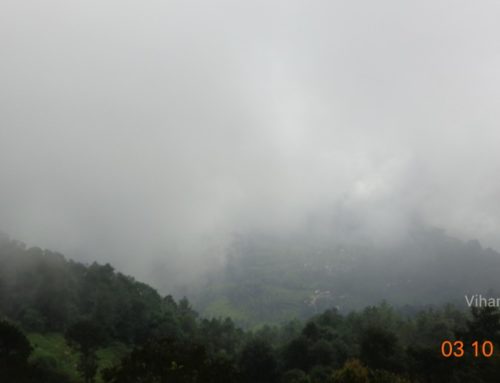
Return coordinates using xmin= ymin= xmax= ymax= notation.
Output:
xmin=3 ymin=234 xmax=500 ymax=382
xmin=0 ymin=233 xmax=197 ymax=343
xmin=190 ymin=224 xmax=500 ymax=325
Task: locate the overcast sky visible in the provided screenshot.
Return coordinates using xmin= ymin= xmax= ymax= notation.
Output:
xmin=1 ymin=1 xmax=500 ymax=281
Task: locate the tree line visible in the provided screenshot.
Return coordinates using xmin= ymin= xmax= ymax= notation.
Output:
xmin=2 ymin=235 xmax=500 ymax=382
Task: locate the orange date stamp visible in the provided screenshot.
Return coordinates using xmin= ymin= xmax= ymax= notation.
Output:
xmin=440 ymin=340 xmax=494 ymax=358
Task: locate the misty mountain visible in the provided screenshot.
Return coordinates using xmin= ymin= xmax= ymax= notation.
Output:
xmin=3 ymin=0 xmax=500 ymax=381
xmin=0 ymin=233 xmax=198 ymax=343
xmin=3 ymin=231 xmax=500 ymax=383
xmin=189 ymin=223 xmax=500 ymax=326
xmin=3 ymin=219 xmax=499 ymax=331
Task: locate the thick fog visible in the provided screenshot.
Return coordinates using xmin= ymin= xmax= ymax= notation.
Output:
xmin=1 ymin=0 xmax=500 ymax=284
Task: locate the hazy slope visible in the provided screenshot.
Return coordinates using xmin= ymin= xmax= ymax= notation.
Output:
xmin=189 ymin=223 xmax=500 ymax=326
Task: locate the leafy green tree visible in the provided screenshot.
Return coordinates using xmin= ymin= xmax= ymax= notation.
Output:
xmin=454 ymin=307 xmax=500 ymax=383
xmin=284 ymin=336 xmax=310 ymax=371
xmin=198 ymin=317 xmax=244 ymax=355
xmin=309 ymin=365 xmax=335 ymax=383
xmin=460 ymin=306 xmax=500 ymax=342
xmin=332 ymin=359 xmax=369 ymax=383
xmin=0 ymin=319 xmax=32 ymax=381
xmin=406 ymin=345 xmax=457 ymax=382
xmin=103 ymin=336 xmax=237 ymax=383
xmin=282 ymin=369 xmax=311 ymax=383
xmin=309 ymin=339 xmax=336 ymax=367
xmin=369 ymin=370 xmax=411 ymax=383
xmin=239 ymin=338 xmax=278 ymax=383
xmin=65 ymin=320 xmax=106 ymax=383
xmin=360 ymin=327 xmax=401 ymax=372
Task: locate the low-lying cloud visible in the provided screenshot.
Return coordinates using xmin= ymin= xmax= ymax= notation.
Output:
xmin=1 ymin=0 xmax=500 ymax=284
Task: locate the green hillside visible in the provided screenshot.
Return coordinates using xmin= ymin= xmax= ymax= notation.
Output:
xmin=3 ymin=233 xmax=500 ymax=382
xmin=28 ymin=333 xmax=128 ymax=383
xmin=190 ymin=225 xmax=500 ymax=325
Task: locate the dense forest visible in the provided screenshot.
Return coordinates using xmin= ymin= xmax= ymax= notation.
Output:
xmin=189 ymin=223 xmax=500 ymax=326
xmin=2 ymin=233 xmax=500 ymax=382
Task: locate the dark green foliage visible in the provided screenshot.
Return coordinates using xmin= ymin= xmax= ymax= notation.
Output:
xmin=0 ymin=319 xmax=71 ymax=383
xmin=283 ymin=310 xmax=349 ymax=373
xmin=284 ymin=336 xmax=310 ymax=371
xmin=332 ymin=359 xmax=369 ymax=383
xmin=4 ymin=235 xmax=500 ymax=382
xmin=0 ymin=236 xmax=198 ymax=344
xmin=65 ymin=320 xmax=107 ymax=354
xmin=309 ymin=365 xmax=335 ymax=383
xmin=0 ymin=319 xmax=32 ymax=379
xmin=102 ymin=336 xmax=238 ymax=383
xmin=460 ymin=306 xmax=500 ymax=342
xmin=406 ymin=345 xmax=457 ymax=382
xmin=359 ymin=328 xmax=400 ymax=372
xmin=197 ymin=317 xmax=244 ymax=355
xmin=239 ymin=338 xmax=279 ymax=383
xmin=282 ymin=369 xmax=311 ymax=383
xmin=453 ymin=307 xmax=500 ymax=382
xmin=65 ymin=320 xmax=107 ymax=383
xmin=369 ymin=369 xmax=410 ymax=383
